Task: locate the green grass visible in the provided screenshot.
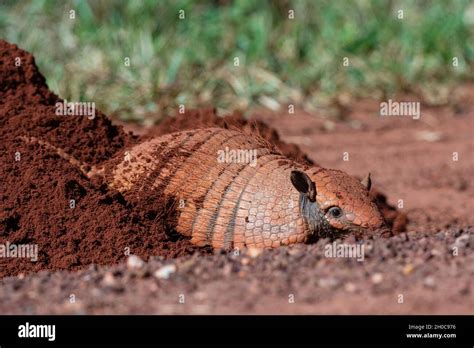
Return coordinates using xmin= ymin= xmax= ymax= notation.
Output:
xmin=1 ymin=0 xmax=473 ymax=122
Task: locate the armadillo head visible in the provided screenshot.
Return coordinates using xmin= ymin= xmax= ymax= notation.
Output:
xmin=291 ymin=169 xmax=388 ymax=239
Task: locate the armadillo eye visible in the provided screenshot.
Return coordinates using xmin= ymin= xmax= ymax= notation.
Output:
xmin=327 ymin=206 xmax=343 ymax=219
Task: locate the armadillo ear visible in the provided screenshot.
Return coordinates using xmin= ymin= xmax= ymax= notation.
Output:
xmin=291 ymin=170 xmax=317 ymax=202
xmin=361 ymin=173 xmax=372 ymax=191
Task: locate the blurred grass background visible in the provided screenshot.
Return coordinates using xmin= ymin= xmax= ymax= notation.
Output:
xmin=0 ymin=0 xmax=473 ymax=123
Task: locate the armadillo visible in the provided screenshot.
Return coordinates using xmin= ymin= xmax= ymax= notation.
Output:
xmin=20 ymin=127 xmax=388 ymax=249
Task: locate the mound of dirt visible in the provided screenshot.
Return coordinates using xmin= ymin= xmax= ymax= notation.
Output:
xmin=0 ymin=40 xmax=204 ymax=278
xmin=0 ymin=40 xmax=404 ymax=278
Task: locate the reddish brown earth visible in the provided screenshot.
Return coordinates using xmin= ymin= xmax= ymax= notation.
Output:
xmin=0 ymin=40 xmax=206 ymax=279
xmin=0 ymin=40 xmax=473 ymax=314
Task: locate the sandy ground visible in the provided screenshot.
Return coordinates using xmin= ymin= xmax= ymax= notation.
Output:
xmin=0 ymin=228 xmax=472 ymax=314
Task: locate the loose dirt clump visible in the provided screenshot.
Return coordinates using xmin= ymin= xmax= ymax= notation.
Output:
xmin=0 ymin=40 xmax=203 ymax=278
